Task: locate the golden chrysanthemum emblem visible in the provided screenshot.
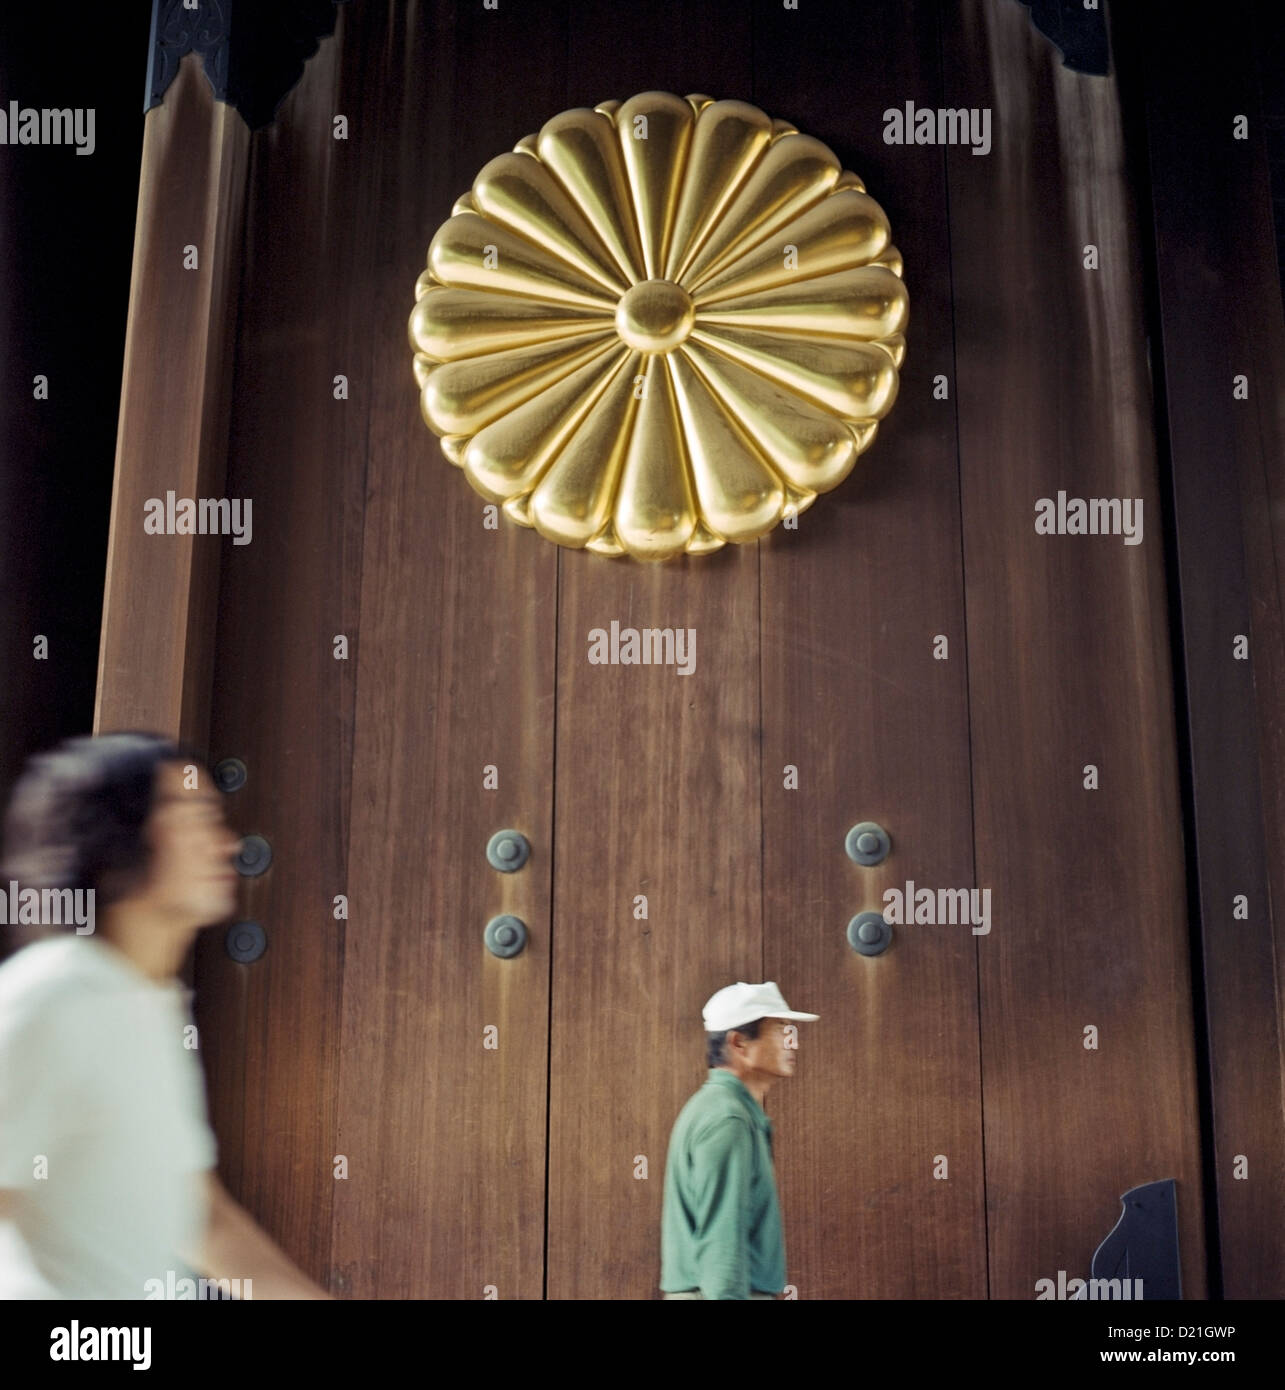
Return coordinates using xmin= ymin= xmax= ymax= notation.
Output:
xmin=409 ymin=91 xmax=907 ymax=561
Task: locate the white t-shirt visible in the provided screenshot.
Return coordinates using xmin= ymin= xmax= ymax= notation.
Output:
xmin=0 ymin=934 xmax=217 ymax=1298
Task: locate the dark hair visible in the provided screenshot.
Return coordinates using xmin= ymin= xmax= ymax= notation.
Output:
xmin=706 ymin=1016 xmax=765 ymax=1068
xmin=1 ymin=732 xmax=206 ymax=954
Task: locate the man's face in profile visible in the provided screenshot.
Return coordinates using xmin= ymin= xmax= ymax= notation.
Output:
xmin=137 ymin=762 xmax=241 ymax=926
xmin=738 ymin=1017 xmax=798 ymax=1078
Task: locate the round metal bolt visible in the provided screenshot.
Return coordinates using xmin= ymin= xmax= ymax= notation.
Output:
xmin=235 ymin=834 xmax=273 ymax=877
xmin=484 ymin=914 xmax=528 ymax=958
xmin=845 ymin=821 xmax=891 ymax=866
xmin=847 ymin=911 xmax=892 ymax=956
xmin=213 ymin=757 xmax=247 ymax=793
xmin=486 ymin=830 xmax=530 ymax=873
xmin=225 ymin=920 xmax=266 ymax=963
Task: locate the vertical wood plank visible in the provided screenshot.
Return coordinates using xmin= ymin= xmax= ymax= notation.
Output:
xmin=92 ymin=44 xmax=253 ymax=1228
xmin=944 ymin=0 xmax=1207 ymax=1298
xmin=755 ymin=0 xmax=987 ymax=1299
xmin=94 ymin=52 xmax=247 ymax=751
xmin=547 ymin=0 xmax=760 ymax=1300
xmin=1119 ymin=0 xmax=1285 ymax=1297
xmin=328 ymin=0 xmax=562 ymax=1298
xmin=196 ymin=22 xmax=364 ymax=1278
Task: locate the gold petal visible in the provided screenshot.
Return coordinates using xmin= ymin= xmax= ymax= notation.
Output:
xmin=428 ymin=212 xmax=619 ymax=311
xmin=462 ymin=344 xmax=629 ymax=502
xmin=850 ymin=420 xmax=879 ymax=452
xmin=538 ymin=108 xmax=646 ymax=286
xmin=664 ymin=100 xmax=774 ymax=284
xmin=692 ymin=189 xmax=891 ymax=305
xmin=412 ymin=351 xmax=434 ymax=392
xmin=503 ymin=493 xmax=534 ymax=525
xmin=681 ymin=340 xmax=856 ymax=495
xmin=613 ymin=357 xmax=697 ymax=560
xmin=665 ymin=352 xmax=784 ymax=542
xmin=615 ymin=92 xmax=695 ymax=279
xmin=695 ymin=266 xmax=908 ymax=342
xmin=874 ymin=244 xmax=904 ymax=277
xmin=680 ymin=133 xmax=841 ymax=290
xmin=691 ymin=324 xmax=899 ymax=421
xmin=472 ymin=151 xmax=630 ymax=298
xmin=450 ymin=192 xmax=475 ymax=216
xmin=585 ymin=526 xmax=625 ymax=556
xmin=440 ymin=435 xmax=468 ymax=466
xmin=686 ymin=523 xmax=727 ymax=554
xmin=421 ymin=332 xmax=617 ymax=437
xmin=835 ymin=170 xmax=866 ymax=192
xmin=528 ymin=352 xmax=641 ymax=546
xmin=882 ymin=333 xmax=906 ymax=368
xmin=410 ymin=286 xmax=613 ymax=362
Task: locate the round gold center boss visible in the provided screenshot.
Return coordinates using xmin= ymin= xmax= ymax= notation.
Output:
xmin=409 ymin=92 xmax=907 ymax=562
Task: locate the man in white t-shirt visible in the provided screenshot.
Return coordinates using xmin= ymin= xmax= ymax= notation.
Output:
xmin=0 ymin=733 xmax=329 ymax=1299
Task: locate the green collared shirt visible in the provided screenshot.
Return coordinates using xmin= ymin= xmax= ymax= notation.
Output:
xmin=660 ymin=1068 xmax=786 ymax=1299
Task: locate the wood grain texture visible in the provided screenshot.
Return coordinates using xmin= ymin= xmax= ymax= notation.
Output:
xmin=195 ymin=24 xmax=366 ymax=1281
xmin=545 ymin=0 xmax=761 ymax=1300
xmin=97 ymin=0 xmax=1264 ymax=1303
xmin=1124 ymin=0 xmax=1285 ymax=1297
xmin=944 ymin=0 xmax=1206 ymax=1299
xmin=754 ymin=0 xmax=987 ymax=1299
xmin=325 ymin=0 xmax=561 ymax=1299
xmin=94 ymin=52 xmax=246 ymax=750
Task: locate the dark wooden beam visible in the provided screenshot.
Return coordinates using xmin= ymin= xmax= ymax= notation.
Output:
xmin=1114 ymin=0 xmax=1285 ymax=1299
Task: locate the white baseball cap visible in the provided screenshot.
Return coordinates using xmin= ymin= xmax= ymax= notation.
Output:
xmin=702 ymin=981 xmax=820 ymax=1032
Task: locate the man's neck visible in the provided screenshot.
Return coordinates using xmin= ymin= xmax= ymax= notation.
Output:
xmin=721 ymin=1065 xmax=771 ymax=1108
xmin=97 ymin=902 xmax=195 ymax=984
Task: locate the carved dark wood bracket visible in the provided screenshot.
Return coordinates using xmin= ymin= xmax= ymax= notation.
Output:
xmin=144 ymin=0 xmax=352 ymax=131
xmin=1015 ymin=0 xmax=1110 ymax=76
xmin=1072 ymin=1179 xmax=1183 ymax=1299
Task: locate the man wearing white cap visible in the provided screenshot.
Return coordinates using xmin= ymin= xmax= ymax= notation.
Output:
xmin=659 ymin=981 xmax=818 ymax=1300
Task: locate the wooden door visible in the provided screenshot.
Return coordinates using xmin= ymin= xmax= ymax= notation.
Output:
xmin=97 ymin=0 xmax=1215 ymax=1299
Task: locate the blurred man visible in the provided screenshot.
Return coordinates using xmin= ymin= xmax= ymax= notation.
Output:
xmin=0 ymin=732 xmax=328 ymax=1298
xmin=659 ymin=981 xmax=818 ymax=1300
